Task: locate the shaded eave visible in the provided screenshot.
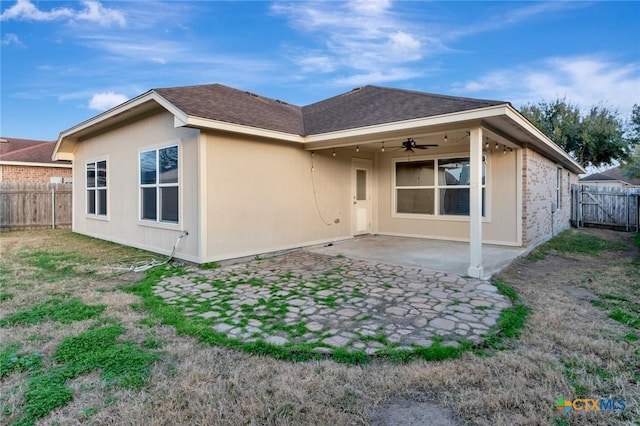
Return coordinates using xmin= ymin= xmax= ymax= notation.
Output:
xmin=303 ymin=103 xmax=585 ymax=174
xmin=53 ymin=91 xmax=584 ymax=174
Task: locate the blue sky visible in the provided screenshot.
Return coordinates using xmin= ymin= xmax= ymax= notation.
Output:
xmin=1 ymin=0 xmax=639 ymax=141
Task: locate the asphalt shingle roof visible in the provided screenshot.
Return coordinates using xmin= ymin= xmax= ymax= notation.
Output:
xmin=0 ymin=137 xmax=69 ymax=165
xmin=155 ymin=84 xmax=304 ymax=135
xmin=153 ymin=84 xmax=507 ymax=137
xmin=580 ymin=166 xmax=640 ymax=186
xmin=301 ymin=86 xmax=506 ymax=135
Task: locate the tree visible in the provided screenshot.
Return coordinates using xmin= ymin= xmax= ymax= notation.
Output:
xmin=621 ymin=104 xmax=640 ymax=179
xmin=520 ymin=99 xmax=630 ymax=169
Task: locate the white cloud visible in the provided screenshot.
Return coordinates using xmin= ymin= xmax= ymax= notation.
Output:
xmin=333 ymin=68 xmax=423 ymax=86
xmin=386 ymin=31 xmax=422 ymax=61
xmin=348 ymin=0 xmax=391 ymax=15
xmin=0 ymin=0 xmax=73 ymax=21
xmin=88 ymin=92 xmax=128 ymax=110
xmin=446 ymin=2 xmax=586 ymax=41
xmin=0 ymin=0 xmax=125 ymax=27
xmin=297 ymin=55 xmax=336 ymax=73
xmin=451 ymin=56 xmax=640 ymax=116
xmin=272 ymin=1 xmax=430 ymax=86
xmin=1 ymin=33 xmax=25 ymax=47
xmin=75 ymin=1 xmax=126 ymax=27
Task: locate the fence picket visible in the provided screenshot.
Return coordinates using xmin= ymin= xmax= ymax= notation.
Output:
xmin=572 ymin=184 xmax=640 ymax=231
xmin=0 ymin=182 xmax=72 ymax=230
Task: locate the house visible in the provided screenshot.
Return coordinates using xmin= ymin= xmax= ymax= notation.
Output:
xmin=579 ymin=166 xmax=640 ymax=188
xmin=52 ymin=84 xmax=585 ymax=278
xmin=0 ymin=137 xmax=72 ymax=183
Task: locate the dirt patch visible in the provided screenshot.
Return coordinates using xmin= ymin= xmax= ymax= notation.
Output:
xmin=370 ymin=397 xmax=459 ymax=426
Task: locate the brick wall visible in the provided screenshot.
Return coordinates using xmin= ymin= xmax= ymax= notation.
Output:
xmin=521 ymin=147 xmax=579 ymax=246
xmin=0 ymin=165 xmax=72 ymax=183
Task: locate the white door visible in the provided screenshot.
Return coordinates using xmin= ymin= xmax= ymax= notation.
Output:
xmin=352 ymin=160 xmax=372 ymax=235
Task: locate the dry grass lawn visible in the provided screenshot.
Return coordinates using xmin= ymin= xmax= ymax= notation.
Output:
xmin=0 ymin=228 xmax=637 ymax=425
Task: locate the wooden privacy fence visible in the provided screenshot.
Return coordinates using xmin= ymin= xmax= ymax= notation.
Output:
xmin=0 ymin=182 xmax=72 ymax=231
xmin=571 ymin=184 xmax=640 ymax=232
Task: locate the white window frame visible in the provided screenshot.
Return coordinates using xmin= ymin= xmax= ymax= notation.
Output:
xmin=392 ymin=153 xmax=489 ymax=220
xmin=85 ymin=158 xmax=108 ymax=219
xmin=139 ymin=144 xmax=180 ymax=225
xmin=556 ymin=166 xmax=563 ymax=209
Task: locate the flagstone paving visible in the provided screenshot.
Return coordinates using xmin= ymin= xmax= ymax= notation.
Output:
xmin=153 ymin=251 xmax=512 ymax=355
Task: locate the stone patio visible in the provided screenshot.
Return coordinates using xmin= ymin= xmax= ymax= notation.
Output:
xmin=153 ymin=251 xmax=512 ymax=355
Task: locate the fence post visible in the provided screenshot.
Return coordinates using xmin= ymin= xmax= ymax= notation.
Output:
xmin=51 ymin=187 xmax=55 ymax=230
xmin=626 ymin=190 xmax=630 ymax=232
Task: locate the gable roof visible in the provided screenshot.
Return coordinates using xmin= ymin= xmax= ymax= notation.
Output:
xmin=0 ymin=137 xmax=70 ymax=166
xmin=580 ymin=166 xmax=640 ymax=186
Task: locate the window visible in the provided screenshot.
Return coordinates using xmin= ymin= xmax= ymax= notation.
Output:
xmin=394 ymin=156 xmax=486 ymax=217
xmin=140 ymin=145 xmax=179 ymax=223
xmin=86 ymin=160 xmax=107 ymax=216
xmin=556 ymin=167 xmax=563 ymax=209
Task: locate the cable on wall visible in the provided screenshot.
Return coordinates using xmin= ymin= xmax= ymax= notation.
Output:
xmin=310 ymin=152 xmax=333 ymax=226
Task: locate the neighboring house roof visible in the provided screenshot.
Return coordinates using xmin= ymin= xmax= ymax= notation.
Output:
xmin=53 ymin=83 xmax=586 ymax=174
xmin=0 ymin=137 xmax=71 ymax=166
xmin=580 ymin=166 xmax=640 ymax=186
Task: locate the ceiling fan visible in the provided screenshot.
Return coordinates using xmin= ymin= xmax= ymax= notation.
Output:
xmin=401 ymin=138 xmax=438 ymax=152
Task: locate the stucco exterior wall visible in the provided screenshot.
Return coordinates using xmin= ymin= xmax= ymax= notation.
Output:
xmin=0 ymin=164 xmax=72 ymax=182
xmin=203 ymin=132 xmax=371 ymax=261
xmin=521 ymin=147 xmax=578 ymax=246
xmin=376 ymin=144 xmax=520 ymax=245
xmin=71 ymin=111 xmax=201 ymax=261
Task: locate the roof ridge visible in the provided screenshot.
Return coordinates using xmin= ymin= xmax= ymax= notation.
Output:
xmin=155 ymin=83 xmax=303 ymax=108
xmin=364 ymin=85 xmax=508 ymax=105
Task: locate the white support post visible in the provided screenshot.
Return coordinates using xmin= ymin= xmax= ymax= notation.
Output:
xmin=467 ymin=127 xmax=484 ymax=278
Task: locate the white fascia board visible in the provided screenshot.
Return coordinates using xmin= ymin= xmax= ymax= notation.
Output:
xmin=303 ymin=104 xmax=511 ymax=147
xmin=504 ymin=106 xmax=586 ymax=174
xmin=184 ymin=116 xmax=305 ymax=143
xmin=52 ymin=91 xmax=188 ymax=161
xmin=0 ymin=161 xmax=72 ymax=168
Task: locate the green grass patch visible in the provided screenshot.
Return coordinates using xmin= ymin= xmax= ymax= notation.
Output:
xmin=477 ymin=280 xmax=530 ymax=353
xmin=590 ymin=291 xmax=640 ymax=330
xmin=18 ymin=249 xmax=91 ymax=273
xmin=331 ymin=348 xmax=370 ymax=364
xmin=8 ymin=323 xmax=157 ymax=426
xmin=528 ymin=230 xmax=627 ymax=261
xmin=54 ymin=324 xmax=159 ymax=388
xmin=199 ymin=261 xmax=220 ymax=270
xmin=0 ymin=297 xmax=105 ymax=326
xmin=0 ymin=344 xmax=42 ymax=379
xmin=0 ymin=292 xmax=14 ymax=302
xmin=609 ymin=309 xmax=640 ymax=329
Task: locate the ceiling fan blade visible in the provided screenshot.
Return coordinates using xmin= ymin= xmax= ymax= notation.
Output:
xmin=415 ymin=144 xmax=438 ymax=148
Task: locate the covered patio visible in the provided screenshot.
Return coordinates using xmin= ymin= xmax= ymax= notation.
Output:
xmin=307 ymin=235 xmax=527 ymax=280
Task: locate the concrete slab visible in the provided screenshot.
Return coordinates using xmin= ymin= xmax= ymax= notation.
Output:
xmin=307 ymin=235 xmax=526 ymax=279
